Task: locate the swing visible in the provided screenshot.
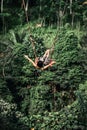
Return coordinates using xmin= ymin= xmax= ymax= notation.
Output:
xmin=24 ymin=35 xmax=57 ymax=70
xmin=22 ymin=0 xmax=58 ymax=70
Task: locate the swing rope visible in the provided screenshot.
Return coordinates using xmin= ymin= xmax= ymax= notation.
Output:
xmin=50 ymin=31 xmax=58 ymax=58
xmin=29 ymin=35 xmax=37 ymax=58
xmin=51 ymin=34 xmax=58 ymax=49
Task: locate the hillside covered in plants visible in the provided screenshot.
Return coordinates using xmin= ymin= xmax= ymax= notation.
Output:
xmin=0 ymin=0 xmax=87 ymax=130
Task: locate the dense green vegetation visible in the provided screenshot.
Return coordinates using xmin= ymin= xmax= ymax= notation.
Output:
xmin=0 ymin=0 xmax=87 ymax=130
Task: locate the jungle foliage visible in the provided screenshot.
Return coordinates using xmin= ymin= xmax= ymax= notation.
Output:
xmin=0 ymin=0 xmax=87 ymax=130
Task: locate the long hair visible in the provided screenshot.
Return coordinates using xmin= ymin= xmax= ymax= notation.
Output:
xmin=37 ymin=60 xmax=43 ymax=68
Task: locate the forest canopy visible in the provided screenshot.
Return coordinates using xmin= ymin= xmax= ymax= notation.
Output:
xmin=0 ymin=0 xmax=87 ymax=130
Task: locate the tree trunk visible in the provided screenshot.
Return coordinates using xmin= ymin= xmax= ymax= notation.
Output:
xmin=70 ymin=0 xmax=72 ymax=14
xmin=1 ymin=0 xmax=3 ymax=13
xmin=22 ymin=0 xmax=29 ymax=22
xmin=71 ymin=11 xmax=74 ymax=27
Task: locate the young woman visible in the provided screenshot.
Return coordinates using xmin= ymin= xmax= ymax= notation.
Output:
xmin=24 ymin=49 xmax=56 ymax=70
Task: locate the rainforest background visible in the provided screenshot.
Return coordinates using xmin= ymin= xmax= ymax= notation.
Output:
xmin=0 ymin=0 xmax=87 ymax=130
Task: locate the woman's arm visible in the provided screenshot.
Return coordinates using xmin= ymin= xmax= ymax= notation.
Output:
xmin=41 ymin=61 xmax=56 ymax=70
xmin=43 ymin=49 xmax=50 ymax=59
xmin=24 ymin=55 xmax=38 ymax=68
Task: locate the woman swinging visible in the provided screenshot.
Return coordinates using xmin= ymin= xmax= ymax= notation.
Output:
xmin=24 ymin=49 xmax=56 ymax=70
